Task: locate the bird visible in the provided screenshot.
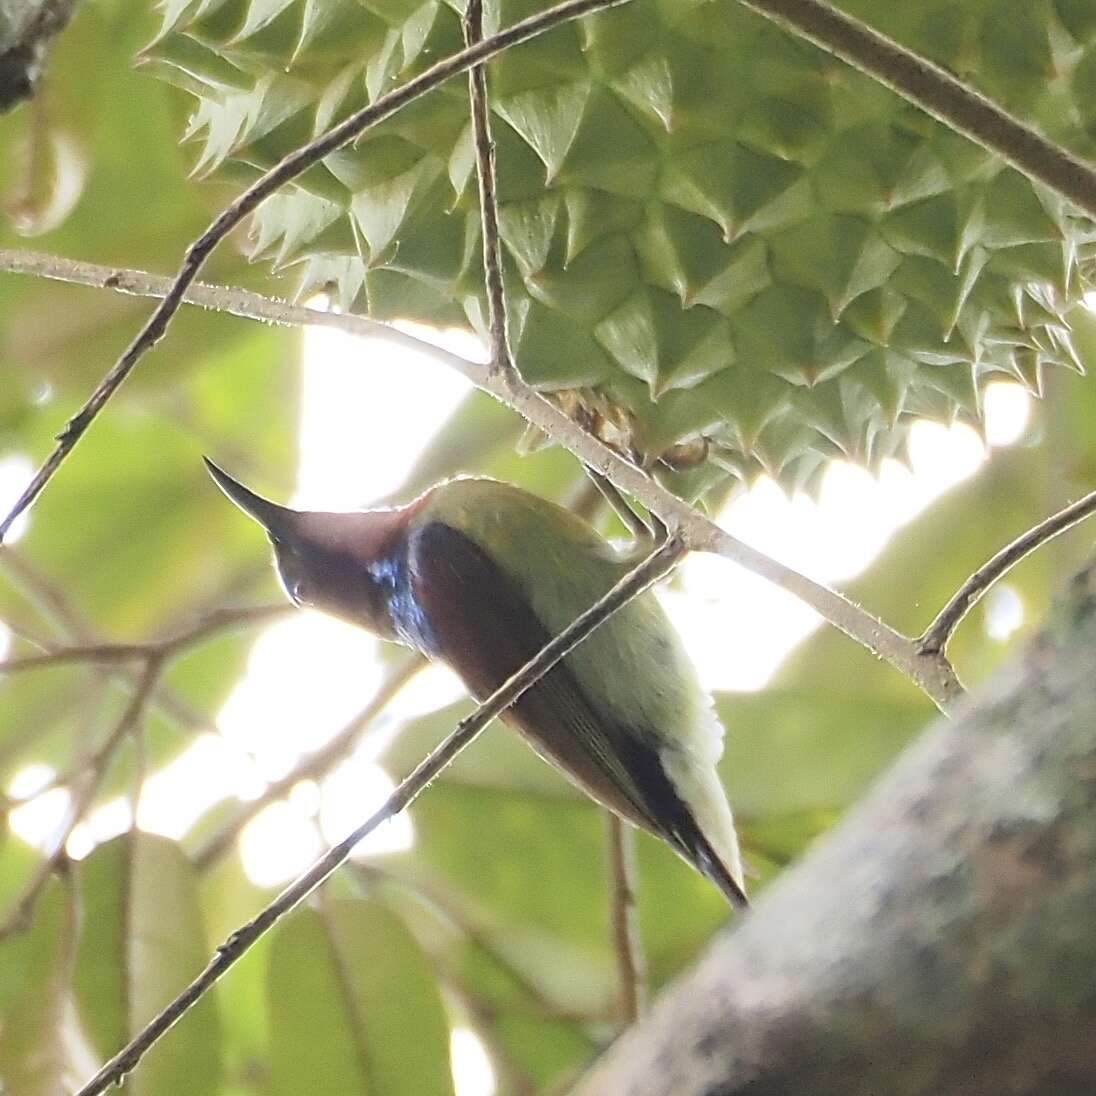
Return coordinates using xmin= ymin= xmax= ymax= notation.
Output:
xmin=205 ymin=459 xmax=748 ymax=909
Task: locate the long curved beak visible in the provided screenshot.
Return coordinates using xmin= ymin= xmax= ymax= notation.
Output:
xmin=203 ymin=458 xmax=299 ymax=539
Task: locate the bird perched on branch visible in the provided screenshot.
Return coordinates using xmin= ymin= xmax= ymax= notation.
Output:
xmin=205 ymin=460 xmax=748 ymax=909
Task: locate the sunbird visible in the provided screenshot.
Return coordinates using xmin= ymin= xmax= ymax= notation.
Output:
xmin=205 ymin=460 xmax=748 ymax=909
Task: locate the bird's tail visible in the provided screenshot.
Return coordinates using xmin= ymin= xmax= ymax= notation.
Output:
xmin=657 ymin=749 xmax=749 ymax=910
xmin=693 ymin=833 xmax=750 ymax=911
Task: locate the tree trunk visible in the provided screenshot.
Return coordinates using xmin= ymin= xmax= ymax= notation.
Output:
xmin=576 ymin=565 xmax=1096 ymax=1096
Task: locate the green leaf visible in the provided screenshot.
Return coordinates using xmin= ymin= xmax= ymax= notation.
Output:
xmin=397 ymin=777 xmax=727 ymax=981
xmin=398 ymin=782 xmax=610 ymax=955
xmin=447 ymin=934 xmax=597 ymax=1089
xmin=200 ymin=853 xmax=276 ymax=1090
xmin=0 ymin=879 xmax=76 ymax=1096
xmin=0 ymin=819 xmax=40 ymax=933
xmin=267 ymin=898 xmax=453 ymax=1096
xmin=375 ymin=874 xmax=601 ymax=1091
xmin=72 ymin=831 xmax=222 ymax=1096
xmin=718 ymin=687 xmax=929 ymax=820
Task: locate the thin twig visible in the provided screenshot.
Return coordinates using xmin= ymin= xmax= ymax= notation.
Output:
xmin=0 ymin=0 xmax=631 ymax=543
xmin=583 ymin=474 xmax=649 ymax=1025
xmin=0 ymin=545 xmax=91 ymax=639
xmin=73 ymin=536 xmax=686 ymax=1096
xmin=192 ymin=655 xmax=425 ymax=869
xmin=464 ymin=0 xmax=513 ymax=375
xmin=0 ymin=658 xmax=161 ymax=940
xmin=736 ymin=0 xmax=1096 ymax=218
xmin=0 ymin=249 xmax=470 ymax=377
xmin=0 ymin=603 xmax=286 ymax=675
xmin=606 ymin=813 xmax=646 ymax=1025
xmin=451 ymin=997 xmax=539 ymax=1096
xmin=568 ymin=472 xmax=610 ymax=523
xmin=586 ymin=467 xmax=655 ymax=545
xmin=0 ymin=598 xmax=283 ymax=805
xmin=1 ymin=642 xmax=149 ymax=672
xmin=0 ymin=547 xmax=266 ymax=774
xmin=0 ymin=248 xmax=962 ymax=710
xmin=155 ymin=603 xmax=289 ymax=654
xmin=919 ymin=487 xmax=1096 ymax=654
xmin=0 ymin=611 xmax=54 ymax=652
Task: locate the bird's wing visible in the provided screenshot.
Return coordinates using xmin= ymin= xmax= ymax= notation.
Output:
xmin=407 ymin=520 xmax=745 ymax=907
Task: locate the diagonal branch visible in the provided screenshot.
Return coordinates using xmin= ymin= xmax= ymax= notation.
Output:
xmin=0 ymin=544 xmax=91 ymax=639
xmin=72 ymin=535 xmax=686 ymax=1096
xmin=736 ymin=0 xmax=1096 ymax=218
xmin=918 ymin=486 xmax=1096 ymax=654
xmin=7 ymin=0 xmax=1088 ymax=693
xmin=0 ymin=247 xmax=962 ymax=710
xmin=0 ymin=0 xmax=632 ymax=544
xmin=1 ymin=641 xmax=152 ymax=671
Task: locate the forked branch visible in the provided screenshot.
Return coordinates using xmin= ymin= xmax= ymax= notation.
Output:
xmin=0 ymin=247 xmax=964 ymax=711
xmin=919 ymin=486 xmax=1096 ymax=654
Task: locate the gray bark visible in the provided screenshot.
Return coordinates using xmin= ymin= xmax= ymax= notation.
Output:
xmin=576 ymin=565 xmax=1096 ymax=1096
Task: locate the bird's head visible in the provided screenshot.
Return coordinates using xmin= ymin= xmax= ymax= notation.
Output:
xmin=204 ymin=458 xmax=405 ymax=640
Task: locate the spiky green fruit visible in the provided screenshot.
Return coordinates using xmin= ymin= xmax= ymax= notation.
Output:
xmin=144 ymin=0 xmax=1096 ymax=496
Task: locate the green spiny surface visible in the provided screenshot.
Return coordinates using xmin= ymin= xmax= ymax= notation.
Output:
xmin=143 ymin=0 xmax=1096 ymax=497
